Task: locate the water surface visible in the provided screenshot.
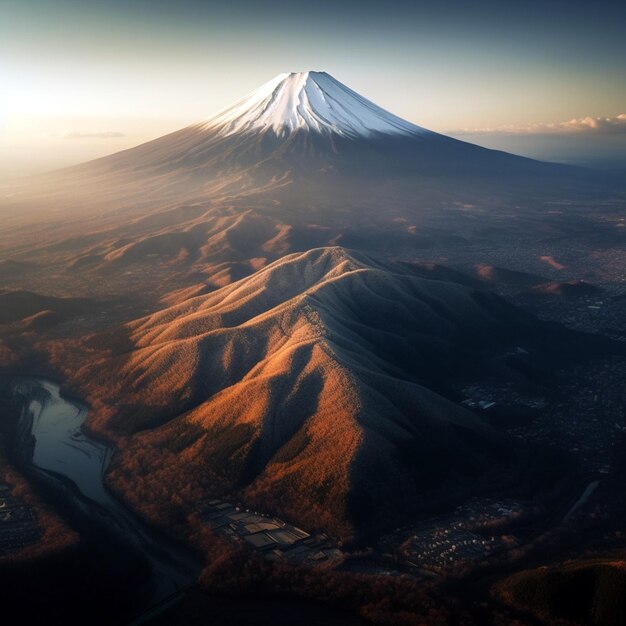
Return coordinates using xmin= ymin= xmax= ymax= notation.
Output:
xmin=16 ymin=378 xmax=199 ymax=611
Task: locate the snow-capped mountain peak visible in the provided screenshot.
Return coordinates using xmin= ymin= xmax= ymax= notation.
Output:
xmin=199 ymin=71 xmax=431 ymax=139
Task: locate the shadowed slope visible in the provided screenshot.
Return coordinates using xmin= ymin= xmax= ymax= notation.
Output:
xmin=0 ymin=290 xmax=95 ymax=324
xmin=497 ymin=560 xmax=626 ymax=626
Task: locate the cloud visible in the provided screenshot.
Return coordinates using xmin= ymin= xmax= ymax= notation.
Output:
xmin=560 ymin=114 xmax=626 ymax=132
xmin=452 ymin=113 xmax=626 ymax=136
xmin=60 ymin=131 xmax=125 ymax=139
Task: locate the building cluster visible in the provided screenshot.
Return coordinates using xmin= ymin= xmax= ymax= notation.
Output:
xmin=462 ymin=382 xmax=547 ymax=413
xmin=381 ymin=498 xmax=524 ymax=575
xmin=461 ymin=354 xmax=626 ymax=476
xmin=402 ymin=525 xmax=500 ymax=573
xmin=0 ymin=483 xmax=39 ymax=557
xmin=195 ymin=499 xmax=343 ymax=567
xmin=507 ymin=357 xmax=626 ymax=474
xmin=520 ymin=285 xmax=626 ymax=342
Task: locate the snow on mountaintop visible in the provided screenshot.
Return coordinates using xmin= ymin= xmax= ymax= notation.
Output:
xmin=199 ymin=71 xmax=431 ymax=139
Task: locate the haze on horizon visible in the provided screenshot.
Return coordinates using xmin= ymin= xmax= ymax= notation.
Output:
xmin=2 ymin=0 xmax=626 ymax=180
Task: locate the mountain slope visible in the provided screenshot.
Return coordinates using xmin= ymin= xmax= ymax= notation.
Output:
xmin=72 ymin=247 xmax=597 ymax=537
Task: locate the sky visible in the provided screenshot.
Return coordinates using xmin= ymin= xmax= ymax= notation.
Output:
xmin=2 ymin=0 xmax=626 ymax=179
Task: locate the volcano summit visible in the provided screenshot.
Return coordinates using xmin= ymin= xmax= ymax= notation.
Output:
xmin=198 ymin=71 xmax=432 ymax=138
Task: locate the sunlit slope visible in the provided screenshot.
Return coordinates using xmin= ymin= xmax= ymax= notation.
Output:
xmin=79 ymin=247 xmax=585 ymax=536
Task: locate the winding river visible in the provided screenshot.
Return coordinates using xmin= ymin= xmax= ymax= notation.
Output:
xmin=11 ymin=378 xmax=200 ymax=619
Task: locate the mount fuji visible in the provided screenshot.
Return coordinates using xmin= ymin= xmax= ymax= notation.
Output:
xmin=1 ymin=71 xmax=615 ymax=289
xmin=43 ymin=71 xmax=588 ymax=202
